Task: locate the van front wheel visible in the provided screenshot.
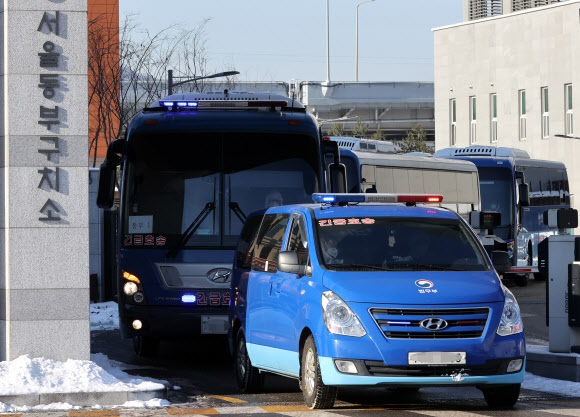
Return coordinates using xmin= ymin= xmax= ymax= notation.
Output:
xmin=482 ymin=383 xmax=520 ymax=408
xmin=301 ymin=336 xmax=337 ymax=409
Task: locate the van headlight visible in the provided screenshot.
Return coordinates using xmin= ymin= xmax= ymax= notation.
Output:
xmin=321 ymin=291 xmax=366 ymax=337
xmin=497 ymin=286 xmax=524 ymax=336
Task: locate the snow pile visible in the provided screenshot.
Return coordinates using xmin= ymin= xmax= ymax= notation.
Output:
xmin=524 ymin=372 xmax=580 ymax=397
xmin=0 ymin=353 xmax=165 ymax=395
xmin=90 ymin=301 xmax=119 ymax=330
xmin=0 ymin=402 xmax=81 ymax=413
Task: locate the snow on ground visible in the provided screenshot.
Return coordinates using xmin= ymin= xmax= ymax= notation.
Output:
xmin=0 ymin=353 xmax=166 ymax=395
xmin=90 ymin=301 xmax=119 ymax=331
xmin=524 ymin=372 xmax=580 ymax=397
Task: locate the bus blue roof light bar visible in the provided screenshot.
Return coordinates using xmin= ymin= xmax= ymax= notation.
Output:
xmin=161 ymin=101 xmax=199 ymax=108
xmin=312 ymin=193 xmax=443 ymax=205
xmin=182 ymin=294 xmax=197 ymax=303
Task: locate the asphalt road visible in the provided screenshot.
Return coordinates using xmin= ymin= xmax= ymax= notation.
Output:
xmin=89 ymin=277 xmax=579 ymax=416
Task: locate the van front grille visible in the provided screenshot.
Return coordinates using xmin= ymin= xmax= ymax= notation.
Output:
xmin=370 ymin=307 xmax=490 ymax=339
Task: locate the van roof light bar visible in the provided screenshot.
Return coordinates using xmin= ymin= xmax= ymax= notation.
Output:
xmin=312 ymin=193 xmax=443 ymax=205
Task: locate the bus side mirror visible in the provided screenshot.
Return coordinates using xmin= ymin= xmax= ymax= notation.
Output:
xmin=278 ymin=251 xmax=308 ymax=276
xmin=518 ymin=183 xmax=530 ymax=207
xmin=328 ymin=163 xmax=347 ymax=193
xmin=96 ymin=163 xmax=116 ymax=209
xmin=491 ymin=251 xmax=511 ymax=274
xmin=470 ymin=211 xmax=501 ymax=229
xmin=105 ymin=139 xmax=126 ymax=167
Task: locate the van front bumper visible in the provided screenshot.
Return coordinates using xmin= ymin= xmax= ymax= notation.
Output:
xmin=319 ymin=356 xmax=525 ymax=386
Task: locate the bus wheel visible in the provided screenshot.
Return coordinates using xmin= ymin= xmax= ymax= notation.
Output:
xmin=301 ymin=335 xmax=337 ymax=409
xmin=132 ymin=335 xmax=160 ymax=357
xmin=234 ymin=329 xmax=263 ymax=393
xmin=515 ymin=274 xmax=528 ymax=287
xmin=482 ymin=383 xmax=520 ymax=408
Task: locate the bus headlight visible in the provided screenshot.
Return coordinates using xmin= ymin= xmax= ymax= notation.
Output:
xmin=321 ymin=291 xmax=366 ymax=337
xmin=497 ymin=286 xmax=523 ymax=336
xmin=124 ymin=282 xmax=138 ymax=296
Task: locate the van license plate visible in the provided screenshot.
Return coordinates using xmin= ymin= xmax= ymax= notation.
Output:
xmin=408 ymin=351 xmax=466 ymax=365
xmin=201 ymin=315 xmax=228 ymax=334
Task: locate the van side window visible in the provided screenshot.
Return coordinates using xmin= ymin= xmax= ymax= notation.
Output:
xmin=252 ymin=213 xmax=290 ymax=273
xmin=236 ymin=215 xmax=264 ymax=269
xmin=287 ymin=216 xmax=309 ymax=265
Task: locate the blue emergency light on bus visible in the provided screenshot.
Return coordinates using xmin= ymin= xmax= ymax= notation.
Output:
xmin=182 ymin=294 xmax=196 ymax=303
xmin=161 ymin=101 xmax=199 ymax=108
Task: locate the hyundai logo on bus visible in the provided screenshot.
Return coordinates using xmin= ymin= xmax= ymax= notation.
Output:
xmin=207 ymin=268 xmax=232 ymax=283
xmin=420 ymin=318 xmax=448 ymax=331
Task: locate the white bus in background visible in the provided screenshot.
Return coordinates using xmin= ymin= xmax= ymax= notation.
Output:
xmin=328 ymin=136 xmax=396 ymax=153
xmin=337 ymin=149 xmax=481 ymax=219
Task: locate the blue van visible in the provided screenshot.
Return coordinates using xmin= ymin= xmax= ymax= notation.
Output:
xmin=228 ymin=193 xmax=525 ymax=409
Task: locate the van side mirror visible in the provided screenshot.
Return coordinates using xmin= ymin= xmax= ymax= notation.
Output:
xmin=328 ymin=163 xmax=347 ymax=193
xmin=491 ymin=251 xmax=511 ymax=274
xmin=106 ymin=139 xmax=126 ymax=167
xmin=278 ymin=251 xmax=309 ymax=276
xmin=96 ymin=163 xmax=116 ymax=209
xmin=518 ymin=183 xmax=530 ymax=207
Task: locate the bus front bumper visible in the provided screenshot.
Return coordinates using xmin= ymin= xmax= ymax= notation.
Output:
xmin=121 ymin=303 xmax=229 ymax=339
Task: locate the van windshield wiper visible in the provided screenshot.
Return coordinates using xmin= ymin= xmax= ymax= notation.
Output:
xmin=167 ymin=202 xmax=215 ymax=258
xmin=330 ymin=264 xmax=391 ymax=272
xmin=390 ymin=263 xmax=462 ymax=271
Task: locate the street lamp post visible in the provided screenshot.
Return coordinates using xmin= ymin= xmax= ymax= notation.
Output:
xmin=167 ymin=70 xmax=240 ymax=96
xmin=355 ymin=0 xmax=375 ymax=82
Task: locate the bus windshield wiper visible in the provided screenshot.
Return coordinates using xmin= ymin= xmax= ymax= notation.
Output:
xmin=229 ymin=202 xmax=246 ymax=224
xmin=167 ymin=202 xmax=215 ymax=258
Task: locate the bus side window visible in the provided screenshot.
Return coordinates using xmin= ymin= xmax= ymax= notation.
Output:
xmin=251 ymin=213 xmax=290 ymax=273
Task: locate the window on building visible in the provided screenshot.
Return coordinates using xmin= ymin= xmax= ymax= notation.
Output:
xmin=565 ymin=84 xmax=573 ymax=136
xmin=490 ymin=93 xmax=497 ymax=143
xmin=541 ymin=87 xmax=549 ymax=139
xmin=450 ymin=99 xmax=457 ymax=145
xmin=469 ymin=96 xmax=477 ymax=144
xmin=519 ymin=90 xmax=526 ymax=141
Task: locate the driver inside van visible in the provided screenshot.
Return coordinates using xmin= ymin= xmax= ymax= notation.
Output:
xmin=321 ymin=236 xmax=343 ymax=265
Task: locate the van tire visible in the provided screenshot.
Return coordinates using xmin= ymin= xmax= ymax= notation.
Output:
xmin=132 ymin=335 xmax=159 ymax=357
xmin=482 ymin=383 xmax=520 ymax=408
xmin=301 ymin=335 xmax=337 ymax=409
xmin=234 ymin=329 xmax=263 ymax=393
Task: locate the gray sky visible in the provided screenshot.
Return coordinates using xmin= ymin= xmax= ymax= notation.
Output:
xmin=120 ymin=0 xmax=462 ymax=83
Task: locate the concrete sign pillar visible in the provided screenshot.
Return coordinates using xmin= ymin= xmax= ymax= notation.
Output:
xmin=0 ymin=1 xmax=89 ymax=361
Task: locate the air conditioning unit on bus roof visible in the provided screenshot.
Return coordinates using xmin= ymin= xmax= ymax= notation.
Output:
xmin=434 ymin=146 xmax=530 ymax=159
xmin=329 ymin=136 xmax=395 ymax=154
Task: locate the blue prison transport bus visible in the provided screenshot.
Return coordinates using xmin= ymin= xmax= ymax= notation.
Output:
xmin=335 ymin=149 xmax=481 ymax=220
xmin=435 ymin=146 xmax=570 ymax=283
xmin=97 ymin=92 xmax=341 ymax=356
xmin=229 ymin=193 xmax=524 ymax=409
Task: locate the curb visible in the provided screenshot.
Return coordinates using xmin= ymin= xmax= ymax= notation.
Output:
xmin=0 ymin=387 xmax=167 ymax=407
xmin=526 ymin=345 xmax=580 ymax=382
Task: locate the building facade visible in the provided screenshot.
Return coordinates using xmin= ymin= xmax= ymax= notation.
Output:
xmin=434 ymin=0 xmax=580 ymax=205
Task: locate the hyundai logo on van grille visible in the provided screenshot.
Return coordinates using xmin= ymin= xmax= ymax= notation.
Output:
xmin=420 ymin=318 xmax=448 ymax=331
xmin=207 ymin=268 xmax=232 ymax=283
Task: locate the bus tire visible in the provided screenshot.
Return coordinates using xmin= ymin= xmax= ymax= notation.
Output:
xmin=234 ymin=329 xmax=263 ymax=393
xmin=482 ymin=383 xmax=520 ymax=408
xmin=515 ymin=274 xmax=528 ymax=287
xmin=301 ymin=335 xmax=337 ymax=409
xmin=132 ymin=335 xmax=159 ymax=357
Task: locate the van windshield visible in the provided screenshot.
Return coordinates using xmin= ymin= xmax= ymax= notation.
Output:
xmin=316 ymin=216 xmax=490 ymax=271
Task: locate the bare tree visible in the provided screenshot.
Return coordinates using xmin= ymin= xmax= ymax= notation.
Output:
xmin=88 ymin=15 xmax=237 ymax=167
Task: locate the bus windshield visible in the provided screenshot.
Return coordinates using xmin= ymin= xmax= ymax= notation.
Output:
xmin=317 ymin=217 xmax=490 ymax=271
xmin=478 ymin=167 xmax=514 ymax=240
xmin=123 ymin=132 xmax=320 ymax=249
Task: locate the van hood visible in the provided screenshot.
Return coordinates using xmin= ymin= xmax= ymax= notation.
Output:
xmin=322 ymin=270 xmax=504 ymax=304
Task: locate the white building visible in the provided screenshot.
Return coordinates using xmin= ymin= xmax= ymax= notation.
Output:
xmin=433 ymin=0 xmax=580 ymax=205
